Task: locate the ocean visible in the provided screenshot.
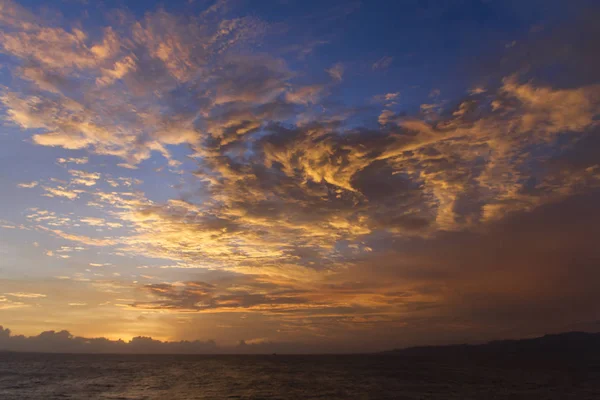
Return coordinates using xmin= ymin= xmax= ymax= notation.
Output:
xmin=1 ymin=352 xmax=599 ymax=399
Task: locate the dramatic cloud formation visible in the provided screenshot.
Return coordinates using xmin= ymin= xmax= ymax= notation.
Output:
xmin=0 ymin=0 xmax=599 ymax=352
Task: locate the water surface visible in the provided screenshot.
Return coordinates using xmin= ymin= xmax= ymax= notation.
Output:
xmin=1 ymin=353 xmax=599 ymax=399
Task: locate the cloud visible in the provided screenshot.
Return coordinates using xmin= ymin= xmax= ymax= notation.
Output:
xmin=0 ymin=325 xmax=219 ymax=354
xmin=68 ymin=169 xmax=101 ymax=186
xmin=4 ymin=292 xmax=46 ymax=298
xmin=18 ymin=69 xmax=597 ymax=286
xmin=0 ymin=299 xmax=27 ymax=310
xmin=57 ymin=157 xmax=88 ymax=165
xmin=0 ymin=3 xmax=268 ymax=165
xmin=39 ymin=226 xmax=118 ymax=247
xmin=378 ymin=110 xmax=396 ymax=125
xmin=42 ymin=186 xmax=82 ymax=200
xmin=326 ymin=62 xmax=344 ymax=82
xmin=0 ymin=325 xmax=363 ymax=354
xmin=285 ymin=85 xmax=325 ymax=105
xmin=129 ymin=279 xmax=315 ymax=313
xmin=372 ymin=56 xmax=393 ymax=71
xmin=372 ymin=93 xmax=400 ymax=108
xmin=469 ymin=87 xmax=486 ymax=95
xmin=17 ymin=181 xmax=38 ymax=188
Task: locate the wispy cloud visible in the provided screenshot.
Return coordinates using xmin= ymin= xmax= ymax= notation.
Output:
xmin=372 ymin=56 xmax=393 ymax=71
xmin=326 ymin=62 xmax=344 ymax=82
xmin=4 ymin=292 xmax=46 ymax=298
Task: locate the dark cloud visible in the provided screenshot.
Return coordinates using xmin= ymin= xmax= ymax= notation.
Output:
xmin=340 ymin=191 xmax=600 ymax=343
xmin=131 ymin=280 xmax=313 ymax=312
xmin=0 ymin=324 xmax=388 ymax=354
xmin=0 ymin=325 xmax=217 ymax=354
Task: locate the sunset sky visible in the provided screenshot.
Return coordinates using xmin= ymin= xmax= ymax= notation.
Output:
xmin=0 ymin=0 xmax=599 ymax=353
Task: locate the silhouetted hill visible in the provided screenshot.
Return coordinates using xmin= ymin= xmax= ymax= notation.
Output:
xmin=386 ymin=332 xmax=600 ymax=363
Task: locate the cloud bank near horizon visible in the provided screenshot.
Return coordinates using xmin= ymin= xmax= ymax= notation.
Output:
xmin=0 ymin=325 xmax=373 ymax=354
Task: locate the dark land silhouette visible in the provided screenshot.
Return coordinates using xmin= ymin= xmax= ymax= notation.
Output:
xmin=387 ymin=331 xmax=600 ymax=359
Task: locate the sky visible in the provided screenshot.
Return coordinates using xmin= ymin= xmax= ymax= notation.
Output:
xmin=0 ymin=0 xmax=599 ymax=353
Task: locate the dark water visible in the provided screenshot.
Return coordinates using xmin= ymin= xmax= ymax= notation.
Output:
xmin=1 ymin=353 xmax=600 ymax=399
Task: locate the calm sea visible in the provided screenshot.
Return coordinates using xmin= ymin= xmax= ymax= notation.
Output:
xmin=1 ymin=352 xmax=599 ymax=399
